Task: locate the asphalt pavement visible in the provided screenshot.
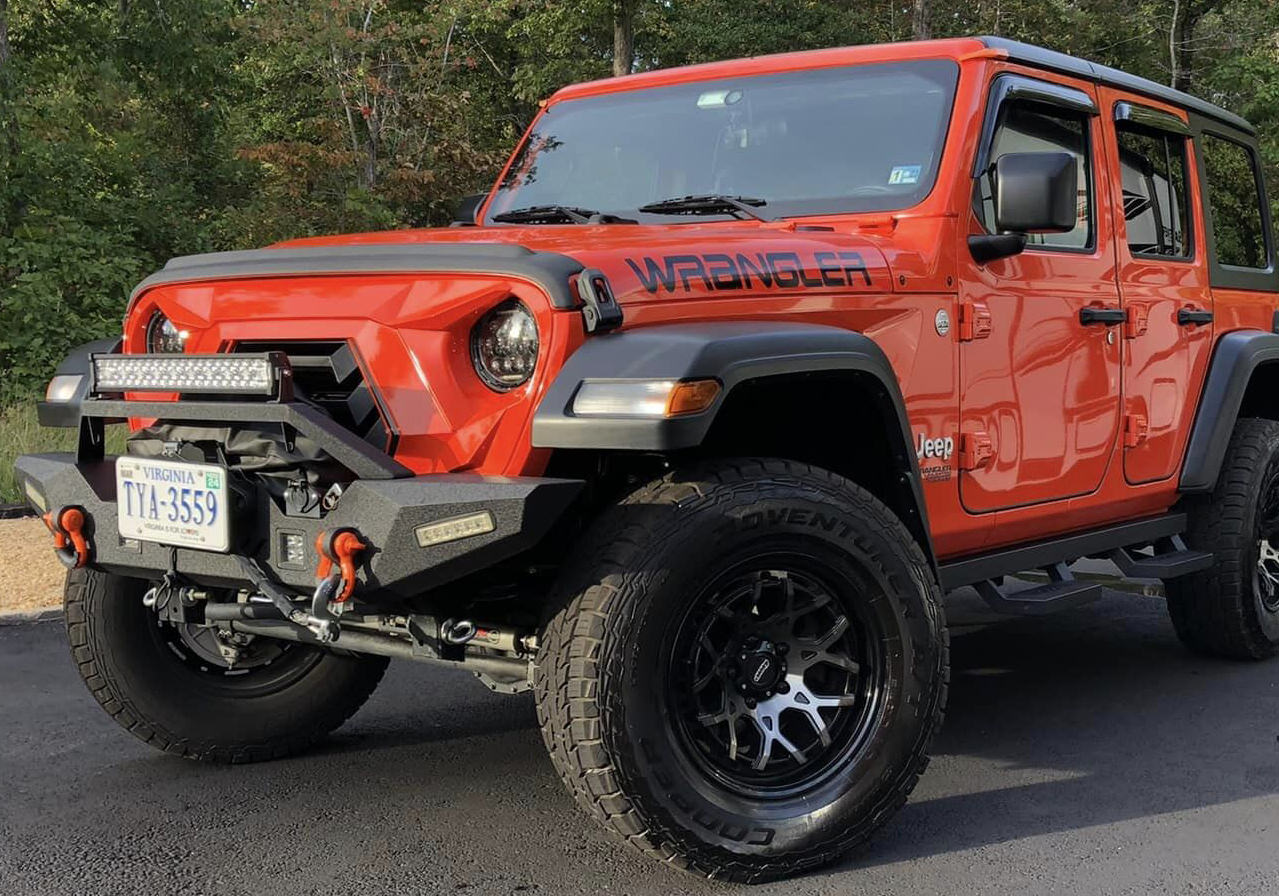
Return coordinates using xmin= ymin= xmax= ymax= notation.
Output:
xmin=2 ymin=588 xmax=1278 ymax=896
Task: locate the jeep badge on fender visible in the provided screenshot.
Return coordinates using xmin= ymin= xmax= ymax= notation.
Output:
xmin=15 ymin=36 xmax=1278 ymax=885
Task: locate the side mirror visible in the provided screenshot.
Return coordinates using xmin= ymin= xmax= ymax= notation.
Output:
xmin=969 ymin=151 xmax=1078 ymax=265
xmin=993 ymin=151 xmax=1078 ymax=233
xmin=451 ymin=193 xmax=486 ymax=227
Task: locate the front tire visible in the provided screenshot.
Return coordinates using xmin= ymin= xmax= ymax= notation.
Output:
xmin=66 ymin=567 xmax=389 ymax=762
xmin=534 ymin=459 xmax=947 ymax=882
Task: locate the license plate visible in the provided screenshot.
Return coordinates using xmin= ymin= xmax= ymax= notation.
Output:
xmin=115 ymin=456 xmax=230 ymax=552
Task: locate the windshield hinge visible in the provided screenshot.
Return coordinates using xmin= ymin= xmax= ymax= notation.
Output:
xmin=575 ymin=269 xmax=623 ymax=334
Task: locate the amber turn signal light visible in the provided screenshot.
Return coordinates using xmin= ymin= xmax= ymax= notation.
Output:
xmin=665 ymin=379 xmax=721 ymax=417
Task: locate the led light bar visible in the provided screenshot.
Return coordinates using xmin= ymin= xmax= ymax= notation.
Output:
xmin=91 ymin=353 xmax=283 ymax=396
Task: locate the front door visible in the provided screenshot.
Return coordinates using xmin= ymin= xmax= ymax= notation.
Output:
xmin=959 ymin=72 xmax=1123 ymax=513
xmin=1099 ymin=89 xmax=1214 ymax=485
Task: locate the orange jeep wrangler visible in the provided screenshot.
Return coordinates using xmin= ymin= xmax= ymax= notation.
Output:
xmin=15 ymin=36 xmax=1279 ymax=882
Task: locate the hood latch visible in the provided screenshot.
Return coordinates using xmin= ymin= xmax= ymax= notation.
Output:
xmin=575 ymin=269 xmax=624 ymax=334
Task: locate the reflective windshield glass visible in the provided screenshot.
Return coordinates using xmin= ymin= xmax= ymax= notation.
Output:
xmin=486 ymin=60 xmax=960 ymax=222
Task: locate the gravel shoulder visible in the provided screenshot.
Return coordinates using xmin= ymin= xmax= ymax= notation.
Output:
xmin=0 ymin=518 xmax=64 ymax=615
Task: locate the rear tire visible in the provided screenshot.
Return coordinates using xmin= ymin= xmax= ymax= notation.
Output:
xmin=533 ymin=459 xmax=947 ymax=882
xmin=1167 ymin=417 xmax=1279 ymax=660
xmin=66 ymin=567 xmax=389 ymax=762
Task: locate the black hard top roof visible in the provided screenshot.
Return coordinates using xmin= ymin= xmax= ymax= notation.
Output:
xmin=981 ymin=36 xmax=1255 ymax=136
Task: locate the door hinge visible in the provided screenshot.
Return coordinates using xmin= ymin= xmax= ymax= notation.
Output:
xmin=1124 ymin=304 xmax=1148 ymax=339
xmin=958 ymin=301 xmax=992 ymax=342
xmin=959 ymin=431 xmax=995 ymax=470
xmin=1124 ymin=413 xmax=1149 ymax=448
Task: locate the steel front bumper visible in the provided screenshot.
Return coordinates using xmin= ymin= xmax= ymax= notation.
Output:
xmin=15 ymin=453 xmax=582 ymax=597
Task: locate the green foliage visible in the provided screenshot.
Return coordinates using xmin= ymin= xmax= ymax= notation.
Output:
xmin=1 ymin=0 xmax=1278 ymax=408
xmin=0 ymin=402 xmax=126 ymax=503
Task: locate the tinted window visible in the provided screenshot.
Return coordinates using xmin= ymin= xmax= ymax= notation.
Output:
xmin=1116 ymin=125 xmax=1191 ymax=257
xmin=1201 ymin=133 xmax=1269 ymax=269
xmin=487 ymin=61 xmax=960 ymax=222
xmin=975 ymin=102 xmax=1093 ymax=250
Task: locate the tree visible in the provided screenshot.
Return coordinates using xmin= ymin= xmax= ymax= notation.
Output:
xmin=614 ymin=0 xmax=636 ymax=75
xmin=912 ymin=0 xmax=931 ymax=41
xmin=1169 ymin=0 xmax=1227 ymax=91
xmin=0 ymin=0 xmax=19 ymax=234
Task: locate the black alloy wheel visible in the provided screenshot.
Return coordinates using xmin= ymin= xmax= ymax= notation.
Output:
xmin=670 ymin=562 xmax=886 ymax=797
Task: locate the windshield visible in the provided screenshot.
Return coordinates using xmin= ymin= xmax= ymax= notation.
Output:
xmin=486 ymin=60 xmax=959 ymax=223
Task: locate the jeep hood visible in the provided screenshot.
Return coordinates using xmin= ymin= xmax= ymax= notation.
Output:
xmin=267 ymin=220 xmax=906 ymax=307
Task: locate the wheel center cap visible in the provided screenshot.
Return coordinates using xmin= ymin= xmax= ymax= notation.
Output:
xmin=741 ymin=649 xmax=783 ymax=693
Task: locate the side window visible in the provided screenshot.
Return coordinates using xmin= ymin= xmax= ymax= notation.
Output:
xmin=976 ymin=101 xmax=1093 ymax=250
xmin=1201 ymin=133 xmax=1269 ymax=269
xmin=1116 ymin=125 xmax=1191 ymax=258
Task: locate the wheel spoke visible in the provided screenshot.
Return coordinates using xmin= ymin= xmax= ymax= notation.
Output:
xmin=691 ymin=632 xmax=722 ymax=692
xmin=698 ymin=707 xmax=730 ymax=728
xmin=792 ymin=701 xmax=834 ymax=748
xmin=749 ymin=714 xmax=808 ymax=771
xmin=812 ymin=693 xmax=858 ymax=709
xmin=817 ymin=652 xmax=860 ymax=675
xmin=691 ymin=666 xmax=719 ymax=693
xmin=770 ymin=728 xmax=808 ymax=768
xmin=807 ymin=614 xmax=849 ymax=650
xmin=792 ymin=648 xmax=859 ymax=676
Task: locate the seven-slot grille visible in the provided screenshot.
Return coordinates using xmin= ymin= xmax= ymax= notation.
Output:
xmin=233 ymin=340 xmax=393 ymax=451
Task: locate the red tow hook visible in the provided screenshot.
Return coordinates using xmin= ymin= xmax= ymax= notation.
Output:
xmin=314 ymin=528 xmax=368 ymax=602
xmin=43 ymin=506 xmax=92 ymax=569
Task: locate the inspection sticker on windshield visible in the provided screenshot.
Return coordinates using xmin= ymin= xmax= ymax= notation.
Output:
xmin=888 ymin=165 xmax=922 ymax=185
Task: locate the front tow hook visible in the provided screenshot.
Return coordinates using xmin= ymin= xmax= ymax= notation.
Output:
xmin=42 ymin=506 xmax=93 ymax=569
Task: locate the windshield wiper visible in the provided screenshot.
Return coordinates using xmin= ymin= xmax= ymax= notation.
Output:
xmin=491 ymin=205 xmax=638 ymax=225
xmin=637 ymin=194 xmax=772 ymax=222
xmin=492 ymin=205 xmax=597 ymax=225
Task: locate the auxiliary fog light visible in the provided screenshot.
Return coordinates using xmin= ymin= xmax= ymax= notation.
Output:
xmin=280 ymin=532 xmax=308 ymax=568
xmin=415 ymin=511 xmax=497 ymax=549
xmin=45 ymin=374 xmax=84 ymax=403
xmin=571 ymin=378 xmax=721 ymax=418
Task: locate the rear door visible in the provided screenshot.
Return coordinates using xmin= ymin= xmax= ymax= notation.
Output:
xmin=1099 ymin=90 xmax=1213 ymax=485
xmin=958 ymin=72 xmax=1123 ymax=513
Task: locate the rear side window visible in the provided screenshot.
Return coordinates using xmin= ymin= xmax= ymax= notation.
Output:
xmin=1116 ymin=126 xmax=1191 ymax=258
xmin=1201 ymin=133 xmax=1269 ymax=269
xmin=975 ymin=101 xmax=1094 ymax=250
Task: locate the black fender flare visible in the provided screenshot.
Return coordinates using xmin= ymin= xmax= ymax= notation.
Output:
xmin=1180 ymin=330 xmax=1279 ymax=492
xmin=532 ymin=321 xmax=934 ymax=560
xmin=36 ymin=337 xmax=122 ymax=428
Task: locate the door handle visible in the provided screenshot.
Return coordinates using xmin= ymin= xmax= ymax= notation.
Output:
xmin=1079 ymin=306 xmax=1126 ymax=326
xmin=1177 ymin=308 xmax=1213 ymax=326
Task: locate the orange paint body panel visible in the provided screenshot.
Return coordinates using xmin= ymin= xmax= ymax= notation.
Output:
xmin=121 ymin=37 xmax=1277 ymax=564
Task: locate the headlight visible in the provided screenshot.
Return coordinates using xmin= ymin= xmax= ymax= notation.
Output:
xmin=470 ymin=300 xmax=538 ymax=391
xmin=145 ymin=311 xmax=188 ymax=354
